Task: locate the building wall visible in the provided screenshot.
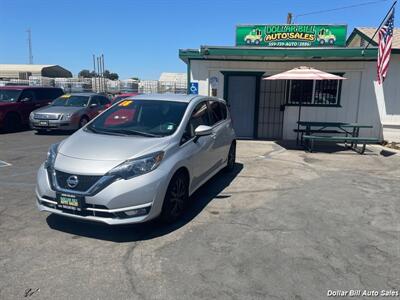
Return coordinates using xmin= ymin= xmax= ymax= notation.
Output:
xmin=373 ymin=54 xmax=400 ymax=142
xmin=189 ymin=59 xmax=392 ymax=140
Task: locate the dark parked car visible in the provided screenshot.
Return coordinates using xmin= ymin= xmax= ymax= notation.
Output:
xmin=0 ymin=86 xmax=64 ymax=131
xmin=30 ymin=93 xmax=111 ymax=132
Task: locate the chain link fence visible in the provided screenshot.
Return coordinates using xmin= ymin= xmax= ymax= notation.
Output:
xmin=0 ymin=76 xmax=187 ymax=94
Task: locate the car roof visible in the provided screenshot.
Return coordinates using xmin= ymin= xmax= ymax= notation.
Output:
xmin=0 ymin=86 xmax=62 ymax=90
xmin=65 ymin=92 xmax=98 ymax=97
xmin=115 ymin=92 xmax=138 ymax=97
xmin=130 ymin=93 xmax=202 ymax=103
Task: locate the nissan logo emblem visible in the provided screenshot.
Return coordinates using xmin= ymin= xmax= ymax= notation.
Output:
xmin=66 ymin=175 xmax=79 ymax=188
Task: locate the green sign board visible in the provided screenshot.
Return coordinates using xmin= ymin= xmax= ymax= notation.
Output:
xmin=236 ymin=24 xmax=347 ymax=47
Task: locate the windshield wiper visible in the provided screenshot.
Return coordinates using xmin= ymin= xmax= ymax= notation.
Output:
xmin=107 ymin=129 xmax=162 ymax=137
xmin=85 ymin=126 xmax=125 ymax=136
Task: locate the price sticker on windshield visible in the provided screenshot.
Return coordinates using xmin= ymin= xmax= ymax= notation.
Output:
xmin=119 ymin=100 xmax=133 ymax=107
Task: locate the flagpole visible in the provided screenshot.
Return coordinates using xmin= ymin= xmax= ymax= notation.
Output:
xmin=362 ymin=0 xmax=397 ymax=55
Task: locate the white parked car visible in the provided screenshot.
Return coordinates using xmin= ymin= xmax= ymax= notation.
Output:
xmin=36 ymin=94 xmax=236 ymax=224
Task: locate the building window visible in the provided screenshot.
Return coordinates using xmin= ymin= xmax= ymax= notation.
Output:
xmin=286 ymin=74 xmax=343 ymax=106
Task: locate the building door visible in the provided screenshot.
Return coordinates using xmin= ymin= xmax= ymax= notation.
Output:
xmin=258 ymin=80 xmax=286 ymax=139
xmin=226 ymin=75 xmax=258 ymax=138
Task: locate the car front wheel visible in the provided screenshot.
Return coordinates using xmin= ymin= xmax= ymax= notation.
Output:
xmin=161 ymin=172 xmax=189 ymax=223
xmin=79 ymin=117 xmax=89 ymax=128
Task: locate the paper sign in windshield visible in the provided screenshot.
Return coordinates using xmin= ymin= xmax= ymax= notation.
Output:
xmin=119 ymin=100 xmax=133 ymax=107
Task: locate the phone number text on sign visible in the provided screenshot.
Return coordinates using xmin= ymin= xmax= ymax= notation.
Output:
xmin=267 ymin=41 xmax=312 ymax=47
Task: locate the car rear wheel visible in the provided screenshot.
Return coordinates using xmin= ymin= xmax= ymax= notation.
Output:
xmin=161 ymin=172 xmax=189 ymax=223
xmin=4 ymin=113 xmax=21 ymax=132
xmin=225 ymin=142 xmax=236 ymax=172
xmin=79 ymin=116 xmax=89 ymax=128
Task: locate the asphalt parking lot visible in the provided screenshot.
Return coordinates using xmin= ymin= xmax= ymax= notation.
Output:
xmin=1 ymin=130 xmax=400 ymax=299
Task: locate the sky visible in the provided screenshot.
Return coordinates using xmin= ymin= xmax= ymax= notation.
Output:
xmin=0 ymin=0 xmax=396 ymax=79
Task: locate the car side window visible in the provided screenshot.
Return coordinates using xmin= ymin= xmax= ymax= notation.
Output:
xmin=19 ymin=90 xmax=35 ymax=102
xmin=99 ymin=96 xmax=110 ymax=106
xmin=34 ymin=89 xmax=53 ymax=102
xmin=208 ymin=100 xmax=224 ymax=125
xmin=181 ymin=101 xmax=210 ymax=144
xmin=219 ymin=102 xmax=227 ymax=119
xmin=51 ymin=89 xmax=64 ymax=100
xmin=90 ymin=96 xmax=100 ymax=107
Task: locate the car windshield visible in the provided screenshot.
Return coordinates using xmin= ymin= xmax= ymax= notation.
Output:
xmin=0 ymin=90 xmax=22 ymax=102
xmin=86 ymin=99 xmax=188 ymax=137
xmin=52 ymin=95 xmax=89 ymax=107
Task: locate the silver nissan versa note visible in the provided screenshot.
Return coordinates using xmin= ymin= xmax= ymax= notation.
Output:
xmin=36 ymin=94 xmax=236 ymax=224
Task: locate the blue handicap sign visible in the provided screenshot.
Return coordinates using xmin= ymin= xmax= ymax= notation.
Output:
xmin=189 ymin=82 xmax=198 ymax=94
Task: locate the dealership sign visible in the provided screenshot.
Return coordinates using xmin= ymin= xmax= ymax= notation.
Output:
xmin=236 ymin=25 xmax=347 ymax=47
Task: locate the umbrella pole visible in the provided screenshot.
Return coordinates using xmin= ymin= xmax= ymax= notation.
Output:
xmin=296 ymin=100 xmax=302 ymax=145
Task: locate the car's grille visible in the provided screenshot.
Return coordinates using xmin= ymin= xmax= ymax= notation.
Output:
xmin=55 ymin=170 xmax=102 ymax=192
xmin=34 ymin=113 xmax=60 ymax=120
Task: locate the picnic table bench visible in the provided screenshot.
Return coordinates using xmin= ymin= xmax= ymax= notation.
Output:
xmin=296 ymin=121 xmax=378 ymax=154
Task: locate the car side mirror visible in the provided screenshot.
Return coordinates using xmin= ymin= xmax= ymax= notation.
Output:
xmin=194 ymin=125 xmax=213 ymax=137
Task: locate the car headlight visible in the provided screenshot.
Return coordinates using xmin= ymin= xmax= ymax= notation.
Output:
xmin=44 ymin=143 xmax=59 ymax=169
xmin=29 ymin=112 xmax=34 ymax=119
xmin=62 ymin=113 xmax=73 ymax=121
xmin=106 ymin=151 xmax=164 ymax=180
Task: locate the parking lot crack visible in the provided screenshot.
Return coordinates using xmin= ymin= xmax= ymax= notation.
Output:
xmin=122 ymin=242 xmax=146 ymax=299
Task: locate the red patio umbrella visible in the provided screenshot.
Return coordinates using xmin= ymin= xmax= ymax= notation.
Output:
xmin=263 ymin=66 xmax=346 ymax=142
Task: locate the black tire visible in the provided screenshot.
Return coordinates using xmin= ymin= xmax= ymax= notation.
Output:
xmin=4 ymin=113 xmax=21 ymax=132
xmin=225 ymin=142 xmax=236 ymax=172
xmin=36 ymin=129 xmax=47 ymax=134
xmin=319 ymin=39 xmax=325 ymax=45
xmin=246 ymin=39 xmax=252 ymax=44
xmin=328 ymin=38 xmax=335 ymax=45
xmin=255 ymin=39 xmax=260 ymax=45
xmin=161 ymin=171 xmax=189 ymax=223
xmin=79 ymin=116 xmax=89 ymax=128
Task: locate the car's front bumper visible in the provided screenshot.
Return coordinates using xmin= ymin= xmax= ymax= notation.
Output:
xmin=30 ymin=119 xmax=78 ymax=131
xmin=36 ymin=164 xmax=170 ymax=225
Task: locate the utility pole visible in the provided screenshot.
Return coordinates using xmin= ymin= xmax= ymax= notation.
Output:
xmin=286 ymin=13 xmax=293 ymax=24
xmin=27 ymin=29 xmax=33 ymax=64
xmin=101 ymin=54 xmax=106 ymax=93
xmin=92 ymin=54 xmax=97 ymax=92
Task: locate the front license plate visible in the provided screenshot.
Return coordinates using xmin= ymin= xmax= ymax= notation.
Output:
xmin=39 ymin=120 xmax=49 ymax=126
xmin=56 ymin=193 xmax=84 ymax=211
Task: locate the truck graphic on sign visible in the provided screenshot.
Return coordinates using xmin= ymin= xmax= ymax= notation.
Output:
xmin=316 ymin=28 xmax=336 ymax=45
xmin=244 ymin=29 xmax=263 ymax=45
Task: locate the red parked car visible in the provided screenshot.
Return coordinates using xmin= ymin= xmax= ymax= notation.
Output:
xmin=0 ymin=86 xmax=64 ymax=131
xmin=111 ymin=92 xmax=138 ymax=103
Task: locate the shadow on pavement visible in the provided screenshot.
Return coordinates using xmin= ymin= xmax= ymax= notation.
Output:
xmin=46 ymin=163 xmax=244 ymax=243
xmin=275 ymin=140 xmax=377 ymax=154
xmin=0 ymin=125 xmax=31 ymax=134
xmin=276 ymin=140 xmax=349 ymax=153
xmin=34 ymin=129 xmax=74 ymax=136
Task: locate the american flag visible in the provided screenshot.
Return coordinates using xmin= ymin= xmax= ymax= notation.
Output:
xmin=377 ymin=7 xmax=395 ymax=84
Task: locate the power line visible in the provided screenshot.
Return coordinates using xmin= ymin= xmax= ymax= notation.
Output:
xmin=293 ymin=0 xmax=390 ymax=22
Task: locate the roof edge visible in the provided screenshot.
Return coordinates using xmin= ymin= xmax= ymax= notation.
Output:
xmin=179 ymin=46 xmax=378 ymax=63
